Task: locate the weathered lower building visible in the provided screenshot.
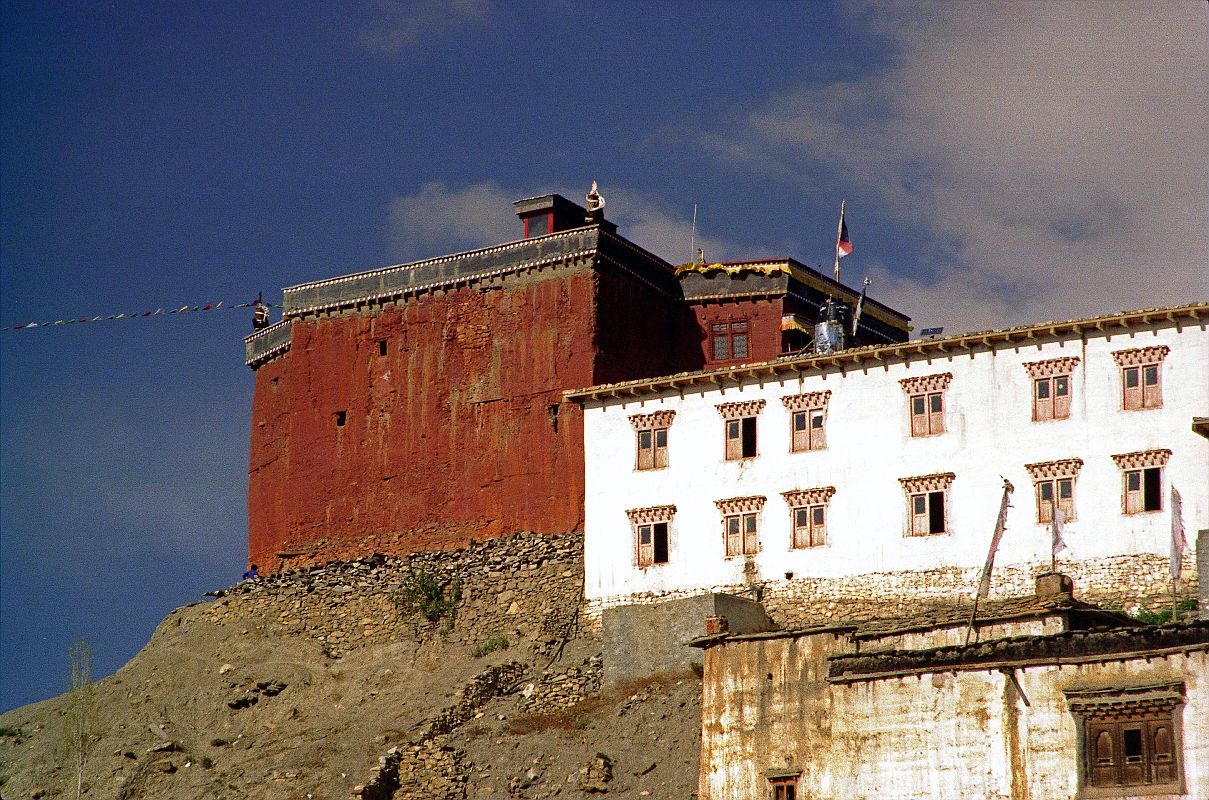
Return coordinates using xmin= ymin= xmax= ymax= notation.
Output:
xmin=694 ymin=575 xmax=1209 ymax=800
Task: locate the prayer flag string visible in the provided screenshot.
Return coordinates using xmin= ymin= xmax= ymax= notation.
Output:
xmin=2 ymin=299 xmax=279 ymax=332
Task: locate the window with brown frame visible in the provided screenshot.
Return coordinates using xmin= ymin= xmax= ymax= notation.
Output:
xmin=711 ymin=320 xmax=749 ymax=361
xmin=725 ymin=417 xmax=757 ymax=460
xmin=783 ymin=487 xmax=835 ymax=549
xmin=791 ymin=409 xmax=826 ymax=451
xmin=1024 ymin=357 xmax=1079 ymax=422
xmin=1124 ymin=468 xmax=1162 ymax=513
xmin=1112 ymin=450 xmax=1169 ymax=515
xmin=1034 ymin=374 xmax=1071 ymax=420
xmin=1066 ymin=683 xmax=1185 ymax=798
xmin=636 ymin=522 xmax=669 ymax=567
xmin=900 ymin=374 xmax=951 ymax=437
xmin=1113 ymin=345 xmax=1168 ymax=411
xmin=724 ymin=513 xmax=759 ymax=556
xmin=626 ymin=505 xmax=676 ymax=569
xmin=716 ymin=496 xmax=765 ymax=557
xmin=1026 ymin=459 xmax=1082 ymax=523
xmin=637 ymin=427 xmax=668 ymax=470
xmin=783 ymin=391 xmax=830 ymax=453
xmin=769 ymin=776 xmax=798 ymax=800
xmin=717 ymin=401 xmax=764 ymax=461
xmin=629 ymin=411 xmax=675 ymax=471
xmin=900 ymin=473 xmax=954 ymax=536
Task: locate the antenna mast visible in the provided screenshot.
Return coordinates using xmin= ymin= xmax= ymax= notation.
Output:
xmin=690 ymin=204 xmax=698 ymax=263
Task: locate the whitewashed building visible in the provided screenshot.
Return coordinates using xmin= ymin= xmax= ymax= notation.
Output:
xmin=567 ymin=303 xmax=1209 ymax=623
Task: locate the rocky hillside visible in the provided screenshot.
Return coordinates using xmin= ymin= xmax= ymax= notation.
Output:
xmin=0 ymin=533 xmax=701 ymax=800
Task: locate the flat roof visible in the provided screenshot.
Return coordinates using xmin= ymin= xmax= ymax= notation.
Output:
xmin=566 ymin=302 xmax=1209 ymax=404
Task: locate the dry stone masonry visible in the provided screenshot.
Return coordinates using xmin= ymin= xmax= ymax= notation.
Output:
xmin=204 ymin=531 xmax=585 ymax=657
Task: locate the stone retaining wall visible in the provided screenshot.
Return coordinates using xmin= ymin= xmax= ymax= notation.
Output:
xmin=203 ymin=531 xmax=586 ymax=657
xmin=584 ymin=553 xmax=1198 ymax=629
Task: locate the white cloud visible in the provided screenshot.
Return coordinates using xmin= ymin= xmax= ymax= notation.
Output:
xmin=385 ymin=182 xmax=759 ymax=266
xmin=358 ymin=0 xmax=492 ymax=55
xmin=386 ymin=181 xmax=519 ymax=262
xmin=703 ymin=2 xmax=1209 ymax=332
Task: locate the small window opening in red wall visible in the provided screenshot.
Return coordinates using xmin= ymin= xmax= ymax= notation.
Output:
xmin=335 ymin=410 xmax=347 ymax=427
xmin=378 ymin=340 xmax=388 ymax=356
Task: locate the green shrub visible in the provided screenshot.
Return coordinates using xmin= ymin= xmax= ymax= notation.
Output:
xmin=472 ymin=636 xmax=510 ymax=658
xmin=396 ymin=569 xmax=462 ymax=624
xmin=1131 ymin=596 xmax=1198 ymax=625
xmin=0 ymin=727 xmax=21 ymax=738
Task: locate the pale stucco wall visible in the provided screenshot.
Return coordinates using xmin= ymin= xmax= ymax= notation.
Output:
xmin=700 ymin=639 xmax=1209 ymax=800
xmin=583 ymin=318 xmax=1208 ymax=612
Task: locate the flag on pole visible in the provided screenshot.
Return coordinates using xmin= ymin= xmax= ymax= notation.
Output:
xmin=977 ymin=478 xmax=1014 ymax=598
xmin=1051 ymin=505 xmax=1068 ymax=570
xmin=1171 ymin=485 xmax=1186 ymax=581
xmin=851 ymin=277 xmax=870 ymax=337
xmin=836 ymin=211 xmax=853 ymax=259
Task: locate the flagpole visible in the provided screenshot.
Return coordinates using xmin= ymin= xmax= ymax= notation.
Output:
xmin=833 ymin=200 xmax=845 ymax=284
xmin=966 ymin=479 xmax=1014 ymax=646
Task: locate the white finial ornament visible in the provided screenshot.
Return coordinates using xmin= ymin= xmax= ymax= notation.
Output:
xmin=586 ymin=180 xmax=605 ymax=213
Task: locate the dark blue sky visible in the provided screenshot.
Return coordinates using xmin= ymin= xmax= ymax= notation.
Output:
xmin=2 ymin=1 xmax=1205 ymax=710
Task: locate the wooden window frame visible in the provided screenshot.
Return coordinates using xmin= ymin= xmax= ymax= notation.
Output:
xmin=1111 ymin=450 xmax=1170 ymax=515
xmin=783 ymin=488 xmax=835 ymax=549
xmin=717 ymin=401 xmax=765 ymax=461
xmin=630 ymin=411 xmax=675 ymax=471
xmin=899 ymin=373 xmax=952 ymax=437
xmin=1112 ymin=346 xmax=1168 ymax=411
xmin=1025 ymin=459 xmax=1083 ymax=523
xmin=626 ymin=506 xmax=676 ymax=569
xmin=711 ymin=319 xmax=750 ymax=362
xmin=899 ymin=473 xmax=955 ymax=536
xmin=769 ymin=776 xmax=799 ymax=800
xmin=715 ymin=496 xmax=766 ymax=558
xmin=1066 ymin=683 xmax=1185 ymax=798
xmin=1024 ymin=357 xmax=1079 ymax=421
xmin=783 ymin=391 xmax=830 ymax=453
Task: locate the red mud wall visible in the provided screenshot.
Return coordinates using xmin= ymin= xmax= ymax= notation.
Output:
xmin=591 ymin=265 xmax=703 ymax=385
xmin=690 ymin=297 xmax=786 ymax=367
xmin=248 ymin=266 xmax=600 ymax=570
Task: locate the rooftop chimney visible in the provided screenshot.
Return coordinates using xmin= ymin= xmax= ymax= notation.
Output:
xmin=1035 ymin=571 xmax=1074 ymax=600
xmin=513 ymin=186 xmax=616 ymax=239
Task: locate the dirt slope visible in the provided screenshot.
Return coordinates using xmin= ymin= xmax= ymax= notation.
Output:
xmin=0 ymin=582 xmax=700 ymax=800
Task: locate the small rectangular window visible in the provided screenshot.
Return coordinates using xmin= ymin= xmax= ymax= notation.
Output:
xmin=770 ymin=776 xmax=799 ymax=800
xmin=378 ymin=339 xmax=388 ymax=356
xmin=724 ymin=513 xmax=759 ymax=556
xmin=793 ymin=409 xmax=826 ymax=451
xmin=636 ymin=427 xmax=669 ymax=470
xmin=710 ymin=319 xmax=749 ymax=362
xmin=726 ymin=417 xmax=757 ymax=460
xmin=909 ymin=391 xmax=945 ymax=436
xmin=636 ymin=522 xmax=670 ymax=567
xmin=1078 ymin=707 xmax=1184 ymax=794
xmin=335 ymin=410 xmax=347 ymax=427
xmin=1121 ymin=361 xmax=1163 ymax=411
xmin=1036 ymin=477 xmax=1077 ymax=522
xmin=792 ymin=504 xmax=826 ymax=548
xmin=910 ymin=491 xmax=946 ymax=535
xmin=1124 ymin=467 xmax=1163 ymax=513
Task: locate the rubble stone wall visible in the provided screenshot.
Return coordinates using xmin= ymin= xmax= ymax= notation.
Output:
xmin=584 ymin=553 xmax=1198 ymax=629
xmin=203 ymin=531 xmax=587 ymax=657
